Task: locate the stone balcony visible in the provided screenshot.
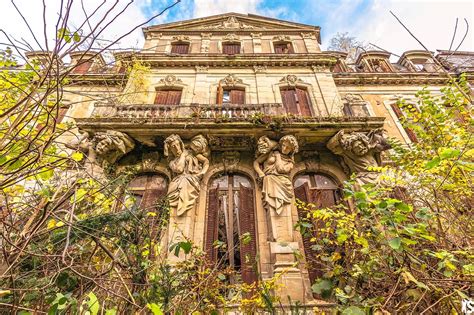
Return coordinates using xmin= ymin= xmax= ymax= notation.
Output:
xmin=76 ymin=102 xmax=385 ymax=149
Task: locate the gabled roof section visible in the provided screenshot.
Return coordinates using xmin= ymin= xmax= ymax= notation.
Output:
xmin=143 ymin=12 xmax=320 ymax=41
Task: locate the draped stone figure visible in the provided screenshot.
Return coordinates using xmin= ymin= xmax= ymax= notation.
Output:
xmin=254 ymin=135 xmax=299 ymax=242
xmin=327 ymin=128 xmax=391 ymax=185
xmin=164 ymin=134 xmax=209 ymax=216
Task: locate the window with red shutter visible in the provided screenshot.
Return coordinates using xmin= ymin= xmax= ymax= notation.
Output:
xmin=222 ymin=42 xmax=240 ymax=55
xmin=280 ymin=87 xmax=313 ymax=116
xmin=205 ymin=174 xmax=257 ymax=284
xmin=128 ymin=174 xmax=168 ymax=242
xmin=72 ymin=60 xmax=92 ymax=74
xmin=294 ymin=174 xmax=342 ymax=291
xmin=154 ymin=89 xmax=182 ymax=105
xmin=171 ymin=42 xmax=189 ymax=54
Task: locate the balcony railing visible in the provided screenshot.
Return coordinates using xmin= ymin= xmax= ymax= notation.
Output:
xmin=92 ymin=103 xmax=288 ymax=120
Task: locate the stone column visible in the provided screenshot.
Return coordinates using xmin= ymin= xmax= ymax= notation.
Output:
xmin=194 ymin=66 xmax=209 ymax=104
xmin=200 ymin=33 xmax=212 ymax=53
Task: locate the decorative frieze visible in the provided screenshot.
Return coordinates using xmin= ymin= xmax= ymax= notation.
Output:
xmin=273 ymin=35 xmax=291 ymax=42
xmin=195 ymin=65 xmax=209 ymax=73
xmin=200 ymin=33 xmax=212 ymax=39
xmin=250 ymin=33 xmax=262 ymax=39
xmin=301 ymin=32 xmax=317 ymax=39
xmin=145 ymin=32 xmax=162 ymax=40
xmin=311 ymin=65 xmax=330 ymax=73
xmin=253 ymin=65 xmax=267 ymax=73
xmin=223 ymin=33 xmax=240 ymax=42
xmin=172 ymin=35 xmax=190 ymax=42
xmin=202 ymin=16 xmax=255 ymax=30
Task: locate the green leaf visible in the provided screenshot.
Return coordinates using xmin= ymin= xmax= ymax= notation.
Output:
xmin=395 ymin=202 xmax=410 ymax=212
xmin=241 ymin=232 xmax=251 ymax=245
xmin=217 ymin=273 xmax=226 ymax=281
xmin=388 ymin=237 xmax=401 ymax=250
xmin=179 ymin=241 xmax=192 ymax=254
xmin=73 ymin=32 xmax=81 ymax=43
xmin=86 ymin=292 xmax=99 ymax=315
xmin=311 ymin=279 xmax=333 ymax=298
xmin=147 ymin=303 xmax=164 ymax=315
xmin=38 ymin=169 xmax=54 ymax=181
xmin=424 ymin=157 xmax=440 ymax=170
xmin=439 ymin=148 xmax=460 ymax=160
xmin=342 ymin=306 xmax=365 ymax=315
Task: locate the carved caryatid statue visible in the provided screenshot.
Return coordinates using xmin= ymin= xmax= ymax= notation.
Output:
xmin=327 ymin=128 xmax=391 ymax=185
xmin=254 ymin=135 xmax=299 ymax=242
xmin=68 ymin=130 xmax=135 ymax=170
xmin=164 ymin=134 xmax=209 ymax=216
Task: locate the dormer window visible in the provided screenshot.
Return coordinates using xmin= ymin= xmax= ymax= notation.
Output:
xmin=274 ymin=42 xmax=294 ymax=54
xmin=222 ymin=42 xmax=240 ymax=55
xmin=171 ymin=42 xmax=189 ymax=54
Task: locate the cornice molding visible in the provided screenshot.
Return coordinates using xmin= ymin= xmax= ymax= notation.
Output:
xmin=333 ymin=72 xmax=454 ymax=86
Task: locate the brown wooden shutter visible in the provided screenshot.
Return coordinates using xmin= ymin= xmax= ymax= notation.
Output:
xmin=239 ymin=184 xmax=258 ymax=284
xmin=230 ymin=89 xmax=245 ymax=104
xmin=296 ymin=87 xmax=312 ymax=116
xmin=141 ymin=175 xmax=167 ymax=242
xmin=287 ymin=43 xmax=294 ymax=53
xmin=171 ymin=43 xmax=189 ymax=54
xmin=205 ymin=186 xmax=220 ymax=262
xmin=154 ymin=91 xmax=168 ymax=105
xmin=73 ymin=60 xmax=92 ymax=74
xmin=216 ymin=83 xmax=224 ymax=105
xmin=223 ymin=43 xmax=240 ymax=54
xmin=294 ymin=183 xmax=321 ymax=287
xmin=281 ymin=88 xmax=298 ymax=115
xmin=166 ymin=90 xmax=182 ymax=105
xmin=391 ymin=103 xmax=418 ymax=142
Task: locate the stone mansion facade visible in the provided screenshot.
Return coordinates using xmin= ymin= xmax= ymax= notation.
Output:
xmin=35 ymin=13 xmax=472 ymax=303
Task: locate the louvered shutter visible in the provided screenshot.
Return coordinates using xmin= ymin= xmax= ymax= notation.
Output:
xmin=296 ymin=87 xmax=312 ymax=116
xmin=166 ymin=90 xmax=182 ymax=105
xmin=294 ymin=183 xmax=321 ymax=287
xmin=171 ymin=43 xmax=189 ymax=54
xmin=239 ymin=184 xmax=257 ymax=284
xmin=140 ymin=176 xmax=167 ymax=242
xmin=281 ymin=88 xmax=298 ymax=115
xmin=205 ymin=187 xmax=220 ymax=262
xmin=154 ymin=91 xmax=168 ymax=105
xmin=230 ymin=89 xmax=245 ymax=104
xmin=216 ymin=84 xmax=224 ymax=105
xmin=391 ymin=103 xmax=418 ymax=142
xmin=223 ymin=43 xmax=240 ymax=55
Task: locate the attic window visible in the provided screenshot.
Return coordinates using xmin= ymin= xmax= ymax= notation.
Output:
xmin=171 ymin=42 xmax=189 ymax=54
xmin=274 ymin=42 xmax=294 ymax=54
xmin=222 ymin=42 xmax=240 ymax=55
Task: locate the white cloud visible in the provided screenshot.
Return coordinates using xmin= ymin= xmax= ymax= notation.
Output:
xmin=320 ymin=0 xmax=474 ymax=60
xmin=192 ymin=0 xmax=263 ymax=18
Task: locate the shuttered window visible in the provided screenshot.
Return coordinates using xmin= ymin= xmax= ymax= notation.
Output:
xmin=222 ymin=43 xmax=240 ymax=55
xmin=274 ymin=43 xmax=294 ymax=54
xmin=294 ymin=174 xmax=342 ymax=291
xmin=128 ymin=174 xmax=168 ymax=242
xmin=72 ymin=60 xmax=93 ymax=74
xmin=171 ymin=43 xmax=189 ymax=54
xmin=391 ymin=103 xmax=418 ymax=142
xmin=154 ymin=90 xmax=182 ymax=105
xmin=205 ymin=174 xmax=257 ymax=284
xmin=280 ymin=87 xmax=313 ymax=116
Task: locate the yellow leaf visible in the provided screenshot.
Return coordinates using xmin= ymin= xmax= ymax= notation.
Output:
xmin=47 ymin=219 xmax=56 ymax=229
xmin=146 ymin=212 xmax=157 ymax=217
xmin=55 ymin=221 xmax=65 ymax=228
xmin=0 ymin=290 xmax=11 ymax=297
xmin=71 ymin=152 xmax=84 ymax=161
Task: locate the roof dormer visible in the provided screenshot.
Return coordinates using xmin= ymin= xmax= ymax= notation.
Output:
xmin=398 ymin=50 xmax=436 ymax=72
xmin=355 ymin=51 xmax=394 ymax=73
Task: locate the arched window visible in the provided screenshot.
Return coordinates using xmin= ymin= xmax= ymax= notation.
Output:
xmin=294 ymin=173 xmax=342 ymax=287
xmin=205 ymin=174 xmax=257 ymax=284
xmin=127 ymin=174 xmax=168 ymax=240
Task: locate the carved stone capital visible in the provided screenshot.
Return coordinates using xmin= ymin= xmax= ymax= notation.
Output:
xmin=251 ymin=32 xmax=262 ymax=39
xmin=195 ymin=65 xmax=209 ymax=73
xmin=253 ymin=65 xmax=267 ymax=73
xmin=311 ymin=65 xmax=330 ymax=73
xmin=146 ymin=32 xmax=162 ymax=40
xmin=172 ymin=35 xmax=190 ymax=42
xmin=273 ymin=35 xmax=291 ymax=42
xmin=301 ymin=32 xmax=317 ymax=39
xmin=200 ymin=32 xmax=212 ymax=39
xmin=159 ymin=75 xmax=183 ymax=86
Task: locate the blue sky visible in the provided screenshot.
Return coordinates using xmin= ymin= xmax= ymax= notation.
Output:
xmin=1 ymin=0 xmax=473 ymax=60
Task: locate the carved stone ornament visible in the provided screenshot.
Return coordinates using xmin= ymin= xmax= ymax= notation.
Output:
xmin=327 ymin=128 xmax=391 ymax=185
xmin=220 ymin=74 xmax=243 ymax=87
xmin=208 ymin=135 xmax=252 ymax=149
xmin=195 ymin=65 xmax=209 ymax=73
xmin=200 ymin=32 xmax=212 ymax=39
xmin=311 ymin=65 xmax=330 ymax=72
xmin=172 ymin=35 xmax=190 ymax=42
xmin=301 ymin=32 xmax=317 ymax=39
xmin=279 ymin=74 xmax=304 ymax=86
xmin=159 ymin=75 xmax=183 ymax=86
xmin=254 ymin=135 xmax=299 ymax=242
xmin=223 ymin=33 xmax=240 ymax=42
xmin=146 ymin=32 xmax=162 ymax=40
xmin=203 ymin=16 xmax=255 ymax=30
xmin=273 ymin=35 xmax=291 ymax=42
xmin=250 ymin=33 xmax=262 ymax=39
xmin=164 ymin=134 xmax=210 ymax=216
xmin=253 ymin=65 xmax=267 ymax=73
xmin=221 ymin=151 xmax=240 ymax=172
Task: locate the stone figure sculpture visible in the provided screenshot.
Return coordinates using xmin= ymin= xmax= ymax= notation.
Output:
xmin=254 ymin=135 xmax=299 ymax=241
xmin=68 ymin=130 xmax=135 ymax=169
xmin=164 ymin=134 xmax=209 ymax=216
xmin=327 ymin=128 xmax=391 ymax=185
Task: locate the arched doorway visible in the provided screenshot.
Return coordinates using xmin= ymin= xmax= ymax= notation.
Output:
xmin=205 ymin=174 xmax=258 ymax=284
xmin=294 ymin=173 xmax=342 ymax=286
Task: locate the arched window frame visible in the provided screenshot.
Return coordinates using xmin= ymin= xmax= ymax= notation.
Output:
xmin=271 ymin=35 xmax=297 ymax=53
xmin=273 ymin=75 xmax=318 ymax=116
